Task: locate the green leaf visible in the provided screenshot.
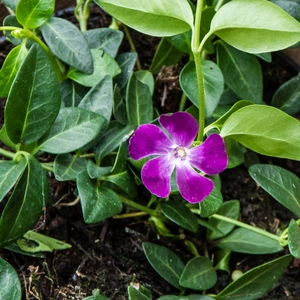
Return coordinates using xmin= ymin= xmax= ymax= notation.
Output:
xmin=78 ymin=75 xmax=113 ymax=120
xmin=83 ymin=289 xmax=108 ymax=300
xmin=159 ymin=296 xmax=214 ymax=300
xmin=215 ymin=254 xmax=292 ymax=300
xmin=220 ymin=105 xmax=300 ymax=160
xmin=5 ymin=43 xmax=61 ymax=145
xmin=180 ymin=60 xmax=224 ymax=117
xmin=142 ymin=242 xmax=185 ymax=290
xmin=216 ymin=41 xmax=263 ymax=103
xmin=16 ymin=0 xmax=55 ymax=29
xmin=0 ymin=159 xmax=27 ymax=203
xmin=210 ymin=0 xmax=300 ymax=54
xmin=217 ymin=228 xmax=283 ymax=254
xmin=94 ymin=0 xmax=194 ymax=37
xmin=2 ymin=0 xmax=18 ymax=10
xmin=60 ymin=79 xmax=89 ymax=107
xmin=0 ymin=258 xmax=21 ymax=300
xmin=0 ymin=155 xmax=47 ymax=247
xmin=126 ymin=72 xmax=153 ymax=125
xmin=83 ymin=28 xmax=124 ymax=57
xmin=249 ymin=164 xmax=300 ymax=218
xmin=0 ymin=43 xmax=27 ymax=97
xmin=166 ymin=30 xmax=192 ymax=54
xmin=271 ymin=0 xmax=300 ymax=22
xmin=288 ymin=219 xmax=300 ymax=258
xmin=54 ymin=154 xmax=88 ymax=181
xmin=41 ymin=17 xmax=93 ymax=73
xmin=135 ymin=70 xmax=155 ymax=96
xmin=113 ymin=86 xmax=127 ymax=124
xmin=77 ymin=171 xmax=122 ymax=223
xmin=225 ymin=138 xmax=246 ymax=169
xmin=37 ymin=107 xmax=106 ymax=154
xmin=68 ymin=49 xmax=121 ymax=87
xmin=179 ymin=256 xmax=217 ymax=290
xmin=128 ymin=285 xmax=152 ymax=300
xmin=87 ymin=161 xmax=112 ymax=179
xmin=208 ymin=200 xmax=240 ymax=240
xmin=160 ymin=201 xmax=199 ymax=233
xmin=271 ymin=74 xmax=300 ymax=115
xmin=3 ymin=15 xmax=23 ymax=46
xmin=199 ymin=186 xmax=223 ymax=218
xmin=17 ymin=231 xmax=71 ymax=252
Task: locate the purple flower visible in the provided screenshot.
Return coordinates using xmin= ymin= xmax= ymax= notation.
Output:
xmin=128 ymin=112 xmax=228 ymax=203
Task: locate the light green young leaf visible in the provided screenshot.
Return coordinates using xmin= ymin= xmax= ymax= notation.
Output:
xmin=288 ymin=219 xmax=300 ymax=258
xmin=94 ymin=0 xmax=194 ymax=37
xmin=221 ymin=105 xmax=300 ymax=160
xmin=83 ymin=289 xmax=108 ymax=300
xmin=210 ymin=0 xmax=300 ymax=54
xmin=270 ymin=0 xmax=300 ymax=22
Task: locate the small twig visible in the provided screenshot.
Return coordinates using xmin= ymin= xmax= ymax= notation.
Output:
xmin=54 ymin=195 xmax=80 ymax=208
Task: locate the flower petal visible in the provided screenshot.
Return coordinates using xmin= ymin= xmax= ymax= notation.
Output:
xmin=188 ymin=133 xmax=228 ymax=175
xmin=176 ymin=163 xmax=213 ymax=203
xmin=159 ymin=112 xmax=199 ymax=148
xmin=128 ymin=124 xmax=174 ymax=160
xmin=141 ymin=155 xmax=175 ymax=198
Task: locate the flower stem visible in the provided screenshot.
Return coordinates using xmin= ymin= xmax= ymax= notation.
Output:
xmin=0 ymin=148 xmax=15 ymax=159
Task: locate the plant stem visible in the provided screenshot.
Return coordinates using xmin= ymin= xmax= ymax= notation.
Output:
xmin=75 ymin=0 xmax=92 ymax=32
xmin=0 ymin=148 xmax=15 ymax=159
xmin=179 ymin=93 xmax=187 ymax=111
xmin=215 ymin=0 xmax=225 ymax=11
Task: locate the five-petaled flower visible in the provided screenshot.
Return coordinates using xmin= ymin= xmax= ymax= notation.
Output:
xmin=128 ymin=112 xmax=228 ymax=204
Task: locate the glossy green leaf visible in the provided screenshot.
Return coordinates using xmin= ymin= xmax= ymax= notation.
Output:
xmin=0 ymin=258 xmax=21 ymax=300
xmin=135 ymin=71 xmax=155 ymax=96
xmin=113 ymin=86 xmax=127 ymax=124
xmin=41 ymin=17 xmax=93 ymax=73
xmin=208 ymin=200 xmax=240 ymax=240
xmin=83 ymin=289 xmax=108 ymax=300
xmin=142 ymin=242 xmax=185 ymax=290
xmin=221 ymin=105 xmax=300 ymax=160
xmin=199 ymin=186 xmax=223 ymax=218
xmin=1 ymin=0 xmax=18 ymax=10
xmin=68 ymin=49 xmax=121 ymax=87
xmin=161 ymin=201 xmax=199 ymax=232
xmin=179 ymin=256 xmax=217 ymax=290
xmin=166 ymin=31 xmax=192 ymax=54
xmin=37 ymin=107 xmax=106 ymax=154
xmin=288 ymin=219 xmax=300 ymax=258
xmin=210 ymin=0 xmax=300 ymax=53
xmin=17 ymin=231 xmax=71 ymax=252
xmin=180 ymin=60 xmax=224 ymax=117
xmin=0 ymin=159 xmax=27 ymax=203
xmin=78 ymin=75 xmax=113 ymax=120
xmin=225 ymin=138 xmax=246 ymax=169
xmin=94 ymin=0 xmax=194 ymax=37
xmin=54 ymin=154 xmax=88 ymax=181
xmin=5 ymin=43 xmax=60 ymax=145
xmin=77 ymin=171 xmax=122 ymax=223
xmin=215 ymin=254 xmax=292 ymax=300
xmin=0 ymin=43 xmax=27 ymax=97
xmin=86 ymin=161 xmax=112 ymax=179
xmin=271 ymin=74 xmax=300 ymax=115
xmin=199 ymin=7 xmax=216 ymax=53
xmin=271 ymin=0 xmax=300 ymax=22
xmin=249 ymin=164 xmax=300 ymax=218
xmin=0 ymin=155 xmax=47 ymax=247
xmin=83 ymin=28 xmax=124 ymax=57
xmin=149 ymin=38 xmax=184 ymax=74
xmin=214 ymin=249 xmax=231 ymax=273
xmin=217 ymin=228 xmax=283 ymax=254
xmin=159 ymin=296 xmax=214 ymax=300
xmin=16 ymin=0 xmax=54 ymax=29
xmin=126 ymin=72 xmax=153 ymax=125
xmin=60 ymin=79 xmax=89 ymax=107
xmin=3 ymin=15 xmax=23 ymax=46
xmin=128 ymin=285 xmax=152 ymax=300
xmin=216 ymin=41 xmax=263 ymax=103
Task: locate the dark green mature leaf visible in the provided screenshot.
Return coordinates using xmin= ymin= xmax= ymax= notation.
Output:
xmin=77 ymin=171 xmax=122 ymax=223
xmin=288 ymin=219 xmax=300 ymax=258
xmin=249 ymin=164 xmax=300 ymax=218
xmin=217 ymin=228 xmax=283 ymax=254
xmin=128 ymin=285 xmax=152 ymax=300
xmin=60 ymin=79 xmax=89 ymax=107
xmin=210 ymin=0 xmax=300 ymax=53
xmin=166 ymin=30 xmax=192 ymax=54
xmin=68 ymin=49 xmax=121 ymax=87
xmin=41 ymin=17 xmax=93 ymax=74
xmin=1 ymin=0 xmax=19 ymax=10
xmin=179 ymin=256 xmax=217 ymax=290
xmin=271 ymin=74 xmax=300 ymax=115
xmin=83 ymin=289 xmax=108 ymax=300
xmin=0 ymin=159 xmax=27 ymax=202
xmin=199 ymin=186 xmax=223 ymax=218
xmin=37 ymin=107 xmax=106 ymax=154
xmin=5 ymin=43 xmax=61 ymax=145
xmin=180 ymin=60 xmax=224 ymax=117
xmin=0 ymin=43 xmax=27 ymax=97
xmin=225 ymin=138 xmax=246 ymax=169
xmin=78 ymin=75 xmax=113 ymax=120
xmin=94 ymin=0 xmax=194 ymax=37
xmin=0 ymin=258 xmax=21 ymax=300
xmin=142 ymin=242 xmax=185 ymax=290
xmin=159 ymin=296 xmax=214 ymax=300
xmin=0 ymin=155 xmax=47 ymax=247
xmin=216 ymin=41 xmax=263 ymax=103
xmin=161 ymin=201 xmax=199 ymax=233
xmin=3 ymin=15 xmax=23 ymax=46
xmin=83 ymin=28 xmax=124 ymax=57
xmin=215 ymin=254 xmax=292 ymax=300
xmin=221 ymin=105 xmax=300 ymax=160
xmin=16 ymin=0 xmax=54 ymax=29
xmin=113 ymin=86 xmax=127 ymax=124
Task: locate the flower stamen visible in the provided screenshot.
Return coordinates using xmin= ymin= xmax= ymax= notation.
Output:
xmin=174 ymin=147 xmax=187 ymax=161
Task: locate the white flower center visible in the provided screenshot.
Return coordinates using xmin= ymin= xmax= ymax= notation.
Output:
xmin=174 ymin=147 xmax=187 ymax=161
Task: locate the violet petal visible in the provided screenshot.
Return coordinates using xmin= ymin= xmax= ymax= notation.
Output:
xmin=159 ymin=112 xmax=199 ymax=148
xmin=141 ymin=155 xmax=175 ymax=198
xmin=128 ymin=124 xmax=174 ymax=160
xmin=176 ymin=163 xmax=214 ymax=203
xmin=188 ymin=133 xmax=228 ymax=175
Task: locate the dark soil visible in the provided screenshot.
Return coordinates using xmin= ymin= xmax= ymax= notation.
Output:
xmin=0 ymin=2 xmax=300 ymax=300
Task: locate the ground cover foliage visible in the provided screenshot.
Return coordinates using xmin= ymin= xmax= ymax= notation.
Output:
xmin=0 ymin=0 xmax=300 ymax=299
